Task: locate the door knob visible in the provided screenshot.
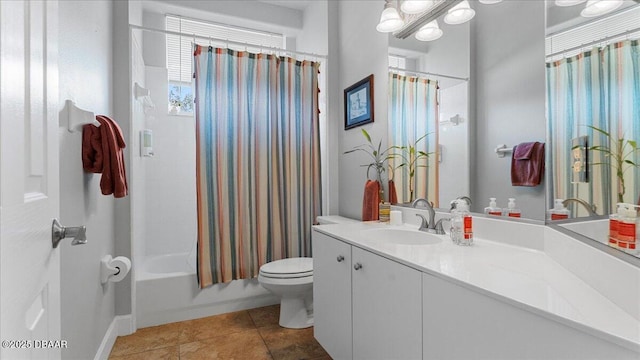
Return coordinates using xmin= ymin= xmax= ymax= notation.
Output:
xmin=353 ymin=263 xmax=363 ymax=270
xmin=336 ymin=255 xmax=345 ymax=262
xmin=52 ymin=219 xmax=87 ymax=248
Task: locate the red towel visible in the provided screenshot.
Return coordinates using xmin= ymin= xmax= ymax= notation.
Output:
xmin=511 ymin=142 xmax=545 ymax=187
xmin=362 ymin=180 xmax=380 ymax=221
xmin=82 ymin=115 xmax=128 ymax=198
xmin=388 ymin=179 xmax=398 ymax=205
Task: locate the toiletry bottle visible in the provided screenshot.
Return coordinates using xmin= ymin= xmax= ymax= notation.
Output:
xmin=505 ymin=198 xmax=521 ymax=218
xmin=547 ymin=199 xmax=570 ymax=220
xmin=484 ymin=197 xmax=502 ymax=216
xmin=618 ymin=205 xmax=637 ymax=251
xmin=609 ymin=203 xmax=624 ymax=247
xmin=452 ymin=200 xmax=473 ymax=246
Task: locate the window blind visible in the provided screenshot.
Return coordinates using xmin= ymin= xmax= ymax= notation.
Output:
xmin=166 ymin=16 xmax=285 ymax=83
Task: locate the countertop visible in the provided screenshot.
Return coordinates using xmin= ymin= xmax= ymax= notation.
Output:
xmin=314 ymin=221 xmax=640 ymax=352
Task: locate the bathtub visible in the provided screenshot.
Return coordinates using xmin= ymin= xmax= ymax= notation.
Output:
xmin=135 ymin=253 xmax=278 ymax=328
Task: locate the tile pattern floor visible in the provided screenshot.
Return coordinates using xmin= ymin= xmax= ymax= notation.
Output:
xmin=109 ymin=305 xmax=331 ymax=360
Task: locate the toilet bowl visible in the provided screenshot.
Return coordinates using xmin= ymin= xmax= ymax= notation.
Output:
xmin=258 ymin=257 xmax=314 ymax=329
xmin=258 ymin=216 xmax=358 ymax=329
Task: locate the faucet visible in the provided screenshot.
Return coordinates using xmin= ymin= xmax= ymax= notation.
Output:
xmin=433 ymin=218 xmax=450 ymax=235
xmin=562 ymin=198 xmax=597 ymax=216
xmin=413 ymin=197 xmax=436 ymax=232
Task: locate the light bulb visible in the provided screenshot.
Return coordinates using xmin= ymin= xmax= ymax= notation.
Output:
xmin=478 ymin=0 xmax=503 ymax=4
xmin=555 ymin=0 xmax=586 ymax=6
xmin=415 ymin=20 xmax=443 ymax=41
xmin=401 ymin=0 xmax=435 ymax=14
xmin=581 ymin=0 xmax=623 ymax=17
xmin=444 ymin=0 xmax=476 ymax=25
xmin=377 ymin=5 xmax=405 ymax=33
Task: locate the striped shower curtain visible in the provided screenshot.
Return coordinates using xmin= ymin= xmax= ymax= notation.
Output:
xmin=388 ymin=73 xmax=438 ymax=205
xmin=547 ymin=40 xmax=639 ymax=214
xmin=193 ymin=46 xmax=321 ymax=287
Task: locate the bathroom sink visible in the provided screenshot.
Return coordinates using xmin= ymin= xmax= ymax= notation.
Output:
xmin=362 ymin=228 xmax=442 ymax=246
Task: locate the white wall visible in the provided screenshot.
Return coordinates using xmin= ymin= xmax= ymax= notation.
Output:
xmin=338 ymin=0 xmax=389 ymax=220
xmin=58 ymin=1 xmax=115 ymax=358
xmin=471 ymin=0 xmax=546 ymax=220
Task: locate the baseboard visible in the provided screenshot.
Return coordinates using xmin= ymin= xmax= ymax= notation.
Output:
xmin=94 ymin=315 xmax=134 ymax=360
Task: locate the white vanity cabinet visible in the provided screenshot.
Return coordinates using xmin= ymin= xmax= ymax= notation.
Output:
xmin=313 ymin=230 xmax=422 ymax=360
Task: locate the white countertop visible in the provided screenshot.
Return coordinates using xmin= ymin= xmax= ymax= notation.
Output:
xmin=314 ymin=221 xmax=640 ymax=352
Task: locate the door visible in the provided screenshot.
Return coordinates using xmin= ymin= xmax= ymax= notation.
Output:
xmin=312 ymin=231 xmax=352 ymax=360
xmin=352 ymin=247 xmax=422 ymax=360
xmin=1 ymin=1 xmax=61 ymax=359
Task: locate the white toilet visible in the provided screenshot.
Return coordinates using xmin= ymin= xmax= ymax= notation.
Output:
xmin=258 ymin=215 xmax=358 ymax=329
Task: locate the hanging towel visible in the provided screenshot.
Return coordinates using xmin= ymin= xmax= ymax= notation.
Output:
xmin=82 ymin=115 xmax=128 ymax=198
xmin=362 ymin=180 xmax=380 ymax=221
xmin=511 ymin=142 xmax=545 ymax=187
xmin=388 ymin=179 xmax=398 ymax=205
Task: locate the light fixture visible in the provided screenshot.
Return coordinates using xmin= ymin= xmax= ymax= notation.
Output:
xmin=555 ymin=0 xmax=587 ymax=6
xmin=580 ymin=0 xmax=623 ymax=17
xmin=444 ymin=0 xmax=476 ymax=25
xmin=415 ymin=20 xmax=443 ymax=41
xmin=376 ymin=0 xmax=405 ymax=33
xmin=478 ymin=0 xmax=503 ymax=4
xmin=401 ymin=0 xmax=435 ymax=15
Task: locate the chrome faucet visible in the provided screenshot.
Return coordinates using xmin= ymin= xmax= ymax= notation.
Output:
xmin=433 ymin=218 xmax=450 ymax=235
xmin=413 ymin=197 xmax=436 ymax=232
xmin=562 ymin=198 xmax=597 ymax=216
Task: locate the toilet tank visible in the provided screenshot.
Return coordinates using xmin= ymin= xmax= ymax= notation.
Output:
xmin=316 ymin=215 xmax=359 ymax=225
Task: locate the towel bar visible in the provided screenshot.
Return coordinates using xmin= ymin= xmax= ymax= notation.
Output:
xmin=495 ymin=144 xmax=513 ymax=158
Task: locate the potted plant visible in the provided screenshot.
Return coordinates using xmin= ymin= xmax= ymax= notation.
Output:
xmin=389 ymin=133 xmax=432 ymax=203
xmin=588 ymin=125 xmax=640 ymax=203
xmin=344 ymin=129 xmax=395 ymax=202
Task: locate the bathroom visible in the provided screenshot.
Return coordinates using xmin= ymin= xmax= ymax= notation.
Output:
xmin=0 ymin=0 xmax=638 ymax=359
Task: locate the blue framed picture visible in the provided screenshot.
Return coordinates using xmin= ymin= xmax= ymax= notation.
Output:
xmin=344 ymin=74 xmax=374 ymax=130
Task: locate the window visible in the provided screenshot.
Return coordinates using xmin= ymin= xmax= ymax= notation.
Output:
xmin=165 ymin=16 xmax=285 ymax=115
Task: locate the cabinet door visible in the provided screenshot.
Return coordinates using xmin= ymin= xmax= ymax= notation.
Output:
xmin=313 ymin=231 xmax=352 ymax=360
xmin=352 ymin=247 xmax=422 ymax=360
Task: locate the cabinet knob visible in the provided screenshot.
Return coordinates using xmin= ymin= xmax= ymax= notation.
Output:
xmin=353 ymin=263 xmax=363 ymax=270
xmin=336 ymin=255 xmax=345 ymax=262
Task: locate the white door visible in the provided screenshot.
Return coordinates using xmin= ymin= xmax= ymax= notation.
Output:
xmin=1 ymin=1 xmax=61 ymax=359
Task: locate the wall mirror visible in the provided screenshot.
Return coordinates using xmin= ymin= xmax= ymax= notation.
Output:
xmin=545 ymin=0 xmax=640 ymax=259
xmin=386 ymin=11 xmax=470 ymax=210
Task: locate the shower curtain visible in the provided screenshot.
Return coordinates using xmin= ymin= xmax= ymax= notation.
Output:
xmin=547 ymin=40 xmax=640 ymax=214
xmin=388 ymin=73 xmax=438 ymax=205
xmin=193 ymin=46 xmax=321 ymax=287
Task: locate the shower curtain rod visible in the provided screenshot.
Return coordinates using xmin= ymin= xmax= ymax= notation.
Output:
xmin=129 ymin=24 xmax=328 ymax=60
xmin=546 ymin=26 xmax=640 ymax=60
xmin=388 ymin=66 xmax=469 ymax=82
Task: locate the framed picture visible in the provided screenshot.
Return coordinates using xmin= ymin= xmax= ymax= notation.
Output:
xmin=344 ymin=74 xmax=374 ymax=130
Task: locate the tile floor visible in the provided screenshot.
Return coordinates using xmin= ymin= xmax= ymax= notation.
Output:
xmin=108 ymin=305 xmax=331 ymax=360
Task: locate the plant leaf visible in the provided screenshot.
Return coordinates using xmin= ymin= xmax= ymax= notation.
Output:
xmin=587 ymin=125 xmax=610 ymax=138
xmin=361 ymin=129 xmax=372 ymax=143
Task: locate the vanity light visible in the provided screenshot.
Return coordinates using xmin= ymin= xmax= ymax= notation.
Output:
xmin=401 ymin=0 xmax=435 ymax=15
xmin=415 ymin=20 xmax=443 ymax=41
xmin=377 ymin=0 xmax=405 ymax=33
xmin=478 ymin=0 xmax=503 ymax=4
xmin=443 ymin=0 xmax=476 ymax=25
xmin=555 ymin=0 xmax=587 ymax=6
xmin=580 ymin=0 xmax=623 ymax=17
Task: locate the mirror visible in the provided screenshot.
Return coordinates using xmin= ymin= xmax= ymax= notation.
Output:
xmin=545 ymin=0 xmax=640 ymax=258
xmin=387 ymin=19 xmax=470 ymax=210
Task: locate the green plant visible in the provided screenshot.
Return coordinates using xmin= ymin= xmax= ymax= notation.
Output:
xmin=344 ymin=129 xmax=395 ymax=201
xmin=390 ymin=133 xmax=432 ymax=202
xmin=588 ymin=125 xmax=640 ymax=203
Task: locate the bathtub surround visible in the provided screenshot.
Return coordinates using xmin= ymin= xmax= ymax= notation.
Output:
xmin=193 ymin=46 xmax=322 ymax=286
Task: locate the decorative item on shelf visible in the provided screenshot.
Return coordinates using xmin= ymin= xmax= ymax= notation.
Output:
xmin=390 ymin=133 xmax=433 ymax=202
xmin=344 ymin=75 xmax=374 ymax=130
xmin=344 ymin=128 xmax=395 ymax=203
xmin=588 ymin=125 xmax=640 ymax=203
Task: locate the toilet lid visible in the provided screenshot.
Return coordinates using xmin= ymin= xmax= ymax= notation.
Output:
xmin=259 ymin=257 xmax=313 ymax=279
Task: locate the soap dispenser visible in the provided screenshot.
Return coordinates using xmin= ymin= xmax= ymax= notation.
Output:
xmin=618 ymin=205 xmax=638 ymax=252
xmin=484 ymin=198 xmax=502 ymax=216
xmin=452 ymin=200 xmax=473 ymax=246
xmin=547 ymin=199 xmax=570 ymax=220
xmin=505 ymin=198 xmax=521 ymax=218
xmin=609 ymin=203 xmax=624 ymax=247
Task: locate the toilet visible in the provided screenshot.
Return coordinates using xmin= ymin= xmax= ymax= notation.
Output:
xmin=258 ymin=215 xmax=358 ymax=329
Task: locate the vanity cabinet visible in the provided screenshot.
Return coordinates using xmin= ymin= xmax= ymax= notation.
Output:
xmin=313 ymin=231 xmax=422 ymax=360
